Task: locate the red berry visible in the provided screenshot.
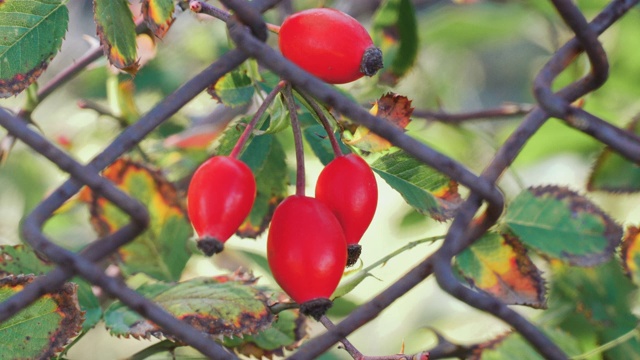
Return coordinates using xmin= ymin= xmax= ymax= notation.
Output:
xmin=278 ymin=8 xmax=383 ymax=84
xmin=315 ymin=154 xmax=378 ymax=266
xmin=187 ymin=156 xmax=256 ymax=255
xmin=267 ymin=195 xmax=347 ymax=319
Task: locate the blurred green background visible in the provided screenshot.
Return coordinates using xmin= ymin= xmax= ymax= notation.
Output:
xmin=1 ymin=0 xmax=640 ymax=358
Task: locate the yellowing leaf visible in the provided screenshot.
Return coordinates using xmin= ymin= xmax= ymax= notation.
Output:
xmin=141 ymin=0 xmax=175 ymax=38
xmin=94 ymin=0 xmax=139 ymax=74
xmin=621 ymin=226 xmax=640 ymax=285
xmin=83 ymin=159 xmax=190 ymax=282
xmin=345 ymin=93 xmax=413 ymax=152
xmin=457 ymin=232 xmax=546 ymax=308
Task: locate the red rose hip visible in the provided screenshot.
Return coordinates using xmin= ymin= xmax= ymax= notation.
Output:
xmin=278 ymin=8 xmax=383 ymax=84
xmin=187 ymin=156 xmax=256 ymax=255
xmin=315 ymin=154 xmax=378 ymax=266
xmin=267 ymin=195 xmax=347 ymax=319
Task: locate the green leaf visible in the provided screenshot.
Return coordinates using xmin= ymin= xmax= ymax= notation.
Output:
xmin=504 ymin=186 xmax=621 ymax=266
xmin=0 ymin=0 xmax=68 ymax=97
xmin=371 ymin=151 xmax=461 ymax=221
xmin=104 ymin=276 xmax=274 ymax=339
xmin=83 ymin=159 xmax=191 ymax=282
xmin=209 ymin=70 xmax=255 ymax=108
xmin=372 ymin=0 xmax=418 ymax=84
xmin=588 ymin=117 xmax=640 ymax=193
xmin=93 ymin=0 xmax=138 ymax=74
xmin=141 ymin=0 xmax=175 ymax=38
xmin=0 ymin=245 xmax=101 ymax=331
xmin=237 ymin=135 xmax=288 ymax=238
xmin=222 ymin=308 xmax=308 ymax=358
xmin=456 ymin=232 xmax=546 ymax=308
xmin=0 ymin=275 xmax=83 ymax=359
xmin=304 ymin=124 xmax=351 ymax=166
xmin=472 ymin=327 xmax=581 ymax=360
xmin=264 ymin=95 xmax=290 ymax=134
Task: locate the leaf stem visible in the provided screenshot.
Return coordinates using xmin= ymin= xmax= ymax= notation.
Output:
xmin=283 ymin=84 xmax=306 ymax=196
xmin=126 ymin=339 xmax=180 ymax=360
xmin=298 ymin=90 xmax=343 ymax=158
xmin=229 ymin=80 xmax=286 ymax=159
xmin=570 ymin=326 xmax=640 ymax=360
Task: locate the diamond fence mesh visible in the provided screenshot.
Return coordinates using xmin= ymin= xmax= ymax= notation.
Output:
xmin=0 ymin=0 xmax=639 ymax=359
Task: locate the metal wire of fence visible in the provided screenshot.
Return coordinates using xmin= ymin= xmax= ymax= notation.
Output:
xmin=0 ymin=0 xmax=639 ymax=359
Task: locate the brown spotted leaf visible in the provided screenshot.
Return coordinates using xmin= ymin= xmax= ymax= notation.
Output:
xmin=0 ymin=275 xmax=83 ymax=359
xmin=588 ymin=117 xmax=640 ymax=193
xmin=93 ymin=0 xmax=139 ymax=74
xmin=621 ymin=226 xmax=640 ymax=285
xmin=82 ymin=158 xmax=190 ymax=282
xmin=223 ymin=295 xmax=308 ymax=359
xmin=0 ymin=0 xmax=69 ymax=97
xmin=456 ymin=232 xmax=546 ymax=308
xmin=141 ymin=0 xmax=175 ymax=38
xmin=345 ymin=93 xmax=413 ymax=152
xmin=504 ymin=186 xmax=621 ymax=266
xmin=104 ymin=275 xmax=274 ymax=339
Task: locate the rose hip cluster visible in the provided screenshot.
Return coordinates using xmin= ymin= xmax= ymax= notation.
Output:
xmin=187 ymin=8 xmax=382 ymax=319
xmin=188 ymin=154 xmax=377 ymax=318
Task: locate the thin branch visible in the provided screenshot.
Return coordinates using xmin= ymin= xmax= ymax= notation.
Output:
xmin=412 ymin=103 xmax=534 ymax=124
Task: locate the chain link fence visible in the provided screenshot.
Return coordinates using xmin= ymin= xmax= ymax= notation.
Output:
xmin=0 ymin=0 xmax=639 ymax=359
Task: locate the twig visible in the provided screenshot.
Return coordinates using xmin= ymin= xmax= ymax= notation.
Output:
xmin=570 ymin=325 xmax=640 ymax=360
xmin=190 ymin=0 xmax=281 ymax=33
xmin=412 ymin=103 xmax=534 ymax=124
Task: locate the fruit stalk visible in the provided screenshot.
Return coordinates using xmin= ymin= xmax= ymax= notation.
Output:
xmin=298 ymin=90 xmax=343 ymax=158
xmin=283 ymin=84 xmax=306 ymax=196
xmin=229 ymin=80 xmax=286 ymax=159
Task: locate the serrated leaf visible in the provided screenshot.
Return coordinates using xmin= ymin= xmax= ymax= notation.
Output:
xmin=371 ymin=151 xmax=461 ymax=221
xmin=0 ymin=0 xmax=68 ymax=97
xmin=372 ymin=0 xmax=418 ymax=84
xmin=470 ymin=327 xmax=580 ymax=360
xmin=223 ymin=307 xmax=308 ymax=359
xmin=93 ymin=0 xmax=139 ymax=74
xmin=83 ymin=159 xmax=190 ymax=282
xmin=0 ymin=275 xmax=83 ymax=359
xmin=104 ymin=276 xmax=274 ymax=339
xmin=456 ymin=232 xmax=546 ymax=308
xmin=344 ymin=93 xmax=413 ymax=153
xmin=588 ymin=117 xmax=640 ymax=193
xmin=621 ymin=226 xmax=640 ymax=285
xmin=208 ymin=70 xmax=255 ymax=108
xmin=0 ymin=245 xmax=101 ymax=330
xmin=237 ymin=135 xmax=288 ymax=238
xmin=545 ymin=260 xmax=640 ymax=358
xmin=504 ymin=186 xmax=621 ymax=266
xmin=141 ymin=0 xmax=175 ymax=38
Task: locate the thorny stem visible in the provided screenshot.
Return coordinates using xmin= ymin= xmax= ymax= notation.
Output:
xmin=229 ymin=80 xmax=286 ymax=159
xmin=189 ymin=0 xmax=281 ymax=33
xmin=320 ymin=316 xmax=365 ymax=360
xmin=320 ymin=316 xmax=430 ymax=360
xmin=282 ymin=83 xmax=306 ymax=196
xmin=298 ymin=90 xmax=343 ymax=157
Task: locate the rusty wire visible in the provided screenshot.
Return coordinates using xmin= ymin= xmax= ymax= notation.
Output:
xmin=0 ymin=0 xmax=638 ymax=359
